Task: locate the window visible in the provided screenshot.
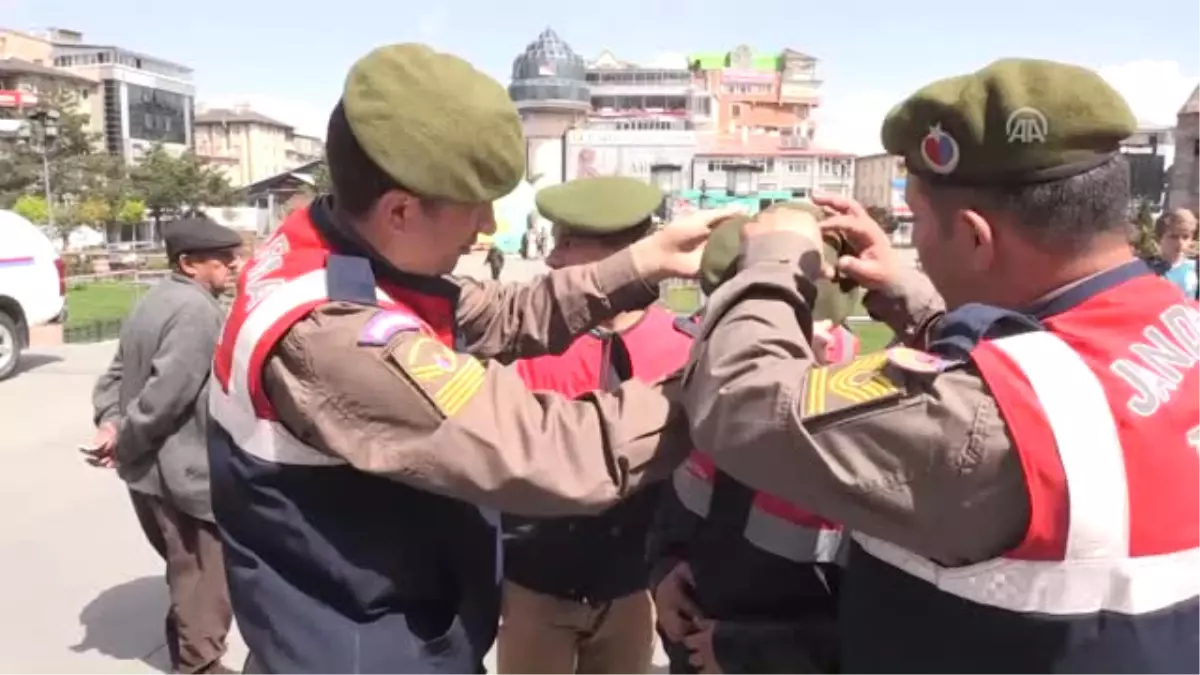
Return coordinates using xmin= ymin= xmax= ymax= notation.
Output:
xmin=1193 ymin=139 xmax=1198 ymax=158
xmin=731 ymin=103 xmax=742 ymax=118
xmin=127 ymin=83 xmax=188 ymax=144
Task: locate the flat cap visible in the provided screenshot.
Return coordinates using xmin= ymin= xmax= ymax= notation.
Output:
xmin=342 ymin=43 xmax=525 ymax=203
xmin=882 ymin=58 xmax=1136 ymax=185
xmin=535 ymin=177 xmax=664 ymax=235
xmin=699 ymin=204 xmax=862 ymax=323
xmin=163 ymin=217 xmax=242 ymax=258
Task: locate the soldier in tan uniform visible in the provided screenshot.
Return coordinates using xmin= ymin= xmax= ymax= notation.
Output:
xmin=680 ymin=58 xmax=1200 ymax=673
xmin=206 ymin=43 xmax=736 ymax=673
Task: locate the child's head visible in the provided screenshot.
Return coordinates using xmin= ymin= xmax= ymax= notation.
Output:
xmin=1155 ymin=209 xmax=1198 ymax=261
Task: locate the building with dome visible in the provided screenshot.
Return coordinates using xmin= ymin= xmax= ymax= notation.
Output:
xmin=509 ymin=28 xmax=590 ymax=186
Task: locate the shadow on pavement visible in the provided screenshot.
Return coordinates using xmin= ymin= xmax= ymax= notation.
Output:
xmin=70 ymin=575 xmax=169 ymax=668
xmin=15 ymin=352 xmax=63 ymax=375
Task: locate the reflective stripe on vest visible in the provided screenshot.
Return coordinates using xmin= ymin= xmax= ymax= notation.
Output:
xmin=210 ymin=268 xmax=397 ymax=467
xmin=674 ymin=450 xmax=843 ymax=564
xmin=854 ymin=330 xmax=1200 ymax=616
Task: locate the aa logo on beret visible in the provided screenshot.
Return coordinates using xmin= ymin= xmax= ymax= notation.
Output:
xmin=920 ymin=124 xmax=960 ymax=175
xmin=1006 ymin=106 xmax=1049 ymax=144
xmin=802 ymin=352 xmax=903 ymax=420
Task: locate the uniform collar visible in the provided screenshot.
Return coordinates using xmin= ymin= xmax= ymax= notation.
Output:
xmin=1022 ymin=259 xmax=1152 ymax=319
xmin=308 ymin=196 xmax=460 ymax=301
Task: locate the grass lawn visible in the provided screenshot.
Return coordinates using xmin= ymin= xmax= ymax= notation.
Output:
xmin=852 ymin=320 xmax=894 ymax=353
xmin=66 ymin=282 xmax=144 ymax=327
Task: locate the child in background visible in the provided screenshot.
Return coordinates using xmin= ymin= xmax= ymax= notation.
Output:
xmin=1148 ymin=209 xmax=1198 ymax=299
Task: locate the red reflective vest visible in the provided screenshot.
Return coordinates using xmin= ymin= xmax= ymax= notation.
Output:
xmin=672 ymin=325 xmax=858 ymax=564
xmin=515 ymin=304 xmax=688 ymax=395
xmin=849 ymin=270 xmax=1200 ymax=672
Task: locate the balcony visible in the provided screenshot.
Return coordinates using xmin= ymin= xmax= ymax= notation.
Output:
xmin=587 ymin=83 xmax=692 ymax=98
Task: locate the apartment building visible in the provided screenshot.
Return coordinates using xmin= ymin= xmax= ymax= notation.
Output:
xmin=688 ymin=45 xmax=821 ymax=142
xmin=585 ymin=49 xmax=713 ymax=131
xmin=692 ymin=132 xmax=854 ymax=198
xmin=194 ymin=105 xmax=323 ymax=187
xmin=0 ymin=28 xmax=97 ymax=124
xmin=46 ymin=27 xmax=194 ymax=161
xmin=1169 ymin=86 xmax=1199 ymax=215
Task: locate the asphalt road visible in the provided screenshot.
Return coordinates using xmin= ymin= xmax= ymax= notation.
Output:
xmin=0 ymin=252 xmax=669 ymax=672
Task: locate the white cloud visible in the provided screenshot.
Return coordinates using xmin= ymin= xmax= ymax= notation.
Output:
xmin=813 ymin=60 xmax=1198 ymax=157
xmin=197 ymin=94 xmax=334 ymax=139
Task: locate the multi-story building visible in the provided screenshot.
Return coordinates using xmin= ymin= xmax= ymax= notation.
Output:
xmin=1169 ymin=86 xmax=1199 ymax=216
xmin=194 ymin=105 xmax=324 ymax=187
xmin=691 ymin=132 xmax=853 ymax=198
xmin=46 ymin=28 xmax=195 ymax=162
xmin=0 ymin=28 xmax=97 ymax=125
xmin=1119 ymin=125 xmax=1174 ymax=207
xmin=688 ymin=45 xmax=821 ymax=142
xmin=585 ymin=50 xmax=713 ymax=131
xmin=854 ymin=152 xmax=910 ymax=215
xmin=509 ymin=28 xmax=591 ymax=185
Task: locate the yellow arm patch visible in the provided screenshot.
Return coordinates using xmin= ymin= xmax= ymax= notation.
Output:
xmin=387 ymin=335 xmax=486 ymax=418
xmin=802 ymin=352 xmax=905 ymax=421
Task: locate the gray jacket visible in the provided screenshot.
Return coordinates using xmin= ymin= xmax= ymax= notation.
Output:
xmin=92 ymin=273 xmax=225 ymax=522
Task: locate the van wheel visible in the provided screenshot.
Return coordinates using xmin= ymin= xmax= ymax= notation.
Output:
xmin=0 ymin=312 xmax=20 ymax=381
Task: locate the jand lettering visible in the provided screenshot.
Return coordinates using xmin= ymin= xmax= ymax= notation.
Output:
xmin=1110 ymin=304 xmax=1200 ymax=416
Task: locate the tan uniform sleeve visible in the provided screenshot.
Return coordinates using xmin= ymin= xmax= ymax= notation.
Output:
xmin=682 ymin=231 xmax=1028 ymax=566
xmin=452 ymin=249 xmax=658 ymax=361
xmin=862 ymin=267 xmax=947 ymax=349
xmin=262 ymin=302 xmax=689 ymax=517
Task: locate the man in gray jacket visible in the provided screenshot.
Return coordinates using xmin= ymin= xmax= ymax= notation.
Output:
xmin=89 ymin=217 xmax=243 ymax=674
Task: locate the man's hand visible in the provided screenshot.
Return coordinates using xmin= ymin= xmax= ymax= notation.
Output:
xmin=653 ymin=560 xmax=703 ymax=642
xmin=81 ymin=421 xmax=118 ymax=469
xmin=632 ymin=207 xmax=743 ymax=282
xmin=812 ymin=194 xmax=904 ymax=291
xmin=684 ymin=619 xmax=723 ymax=674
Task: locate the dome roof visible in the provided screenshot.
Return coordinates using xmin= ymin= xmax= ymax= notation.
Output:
xmin=508 ymin=28 xmax=590 ymax=110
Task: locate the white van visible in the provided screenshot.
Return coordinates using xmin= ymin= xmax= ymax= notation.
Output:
xmin=0 ymin=209 xmax=65 ymax=380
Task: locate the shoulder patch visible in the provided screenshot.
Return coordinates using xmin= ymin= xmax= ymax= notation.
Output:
xmin=358 ymin=310 xmax=422 ymax=346
xmin=886 ymin=346 xmax=961 ymax=374
xmin=673 ymin=315 xmax=700 ymax=338
xmin=802 ymin=352 xmax=904 ymax=420
xmin=388 ymin=334 xmax=486 ymax=417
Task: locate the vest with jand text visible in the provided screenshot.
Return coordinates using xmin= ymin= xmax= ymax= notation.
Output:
xmin=207 ymin=204 xmax=502 ymax=674
xmin=846 ymin=268 xmax=1200 ymax=673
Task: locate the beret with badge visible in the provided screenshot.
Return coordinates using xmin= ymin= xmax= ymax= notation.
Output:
xmin=535 ymin=177 xmax=665 ymax=237
xmin=699 ymin=202 xmax=863 ymax=324
xmin=882 ymin=57 xmax=1136 ymax=185
xmin=163 ymin=217 xmax=243 ymax=259
xmin=341 ymin=43 xmax=526 ymax=204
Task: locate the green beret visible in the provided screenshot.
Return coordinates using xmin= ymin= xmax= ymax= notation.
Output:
xmin=699 ymin=210 xmax=862 ymax=324
xmin=881 ymin=58 xmax=1136 ymax=185
xmin=342 ymin=44 xmax=525 ymax=203
xmin=535 ymin=177 xmax=664 ymax=235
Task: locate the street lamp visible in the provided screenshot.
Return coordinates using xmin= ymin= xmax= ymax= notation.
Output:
xmin=725 ymin=162 xmax=762 ymax=197
xmin=649 ymin=163 xmax=683 ymax=223
xmin=22 ymin=109 xmax=60 ymax=230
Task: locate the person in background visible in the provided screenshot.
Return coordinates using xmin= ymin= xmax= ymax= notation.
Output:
xmin=1147 ymin=208 xmax=1198 ymax=298
xmin=88 ymin=216 xmax=242 ymax=674
xmin=651 ymin=208 xmax=859 ymax=674
xmin=497 ymin=176 xmax=683 ymax=674
xmin=486 ymin=243 xmax=505 ymax=281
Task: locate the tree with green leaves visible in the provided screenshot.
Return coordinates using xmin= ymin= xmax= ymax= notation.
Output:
xmin=1130 ymin=199 xmax=1159 ymax=260
xmin=11 ymin=193 xmax=49 ymax=225
xmin=310 ymin=160 xmax=331 ymax=195
xmin=129 ymin=145 xmax=238 ymax=228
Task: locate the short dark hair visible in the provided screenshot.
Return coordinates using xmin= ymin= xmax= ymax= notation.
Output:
xmin=324 ymin=101 xmax=402 ymax=218
xmin=924 ymin=155 xmax=1131 ymax=252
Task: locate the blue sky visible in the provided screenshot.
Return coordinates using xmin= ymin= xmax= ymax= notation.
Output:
xmin=5 ymin=0 xmax=1198 ymax=153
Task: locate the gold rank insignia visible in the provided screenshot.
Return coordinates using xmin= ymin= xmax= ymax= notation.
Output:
xmin=391 ymin=335 xmax=486 ymax=417
xmin=802 ymin=352 xmax=904 ymax=420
